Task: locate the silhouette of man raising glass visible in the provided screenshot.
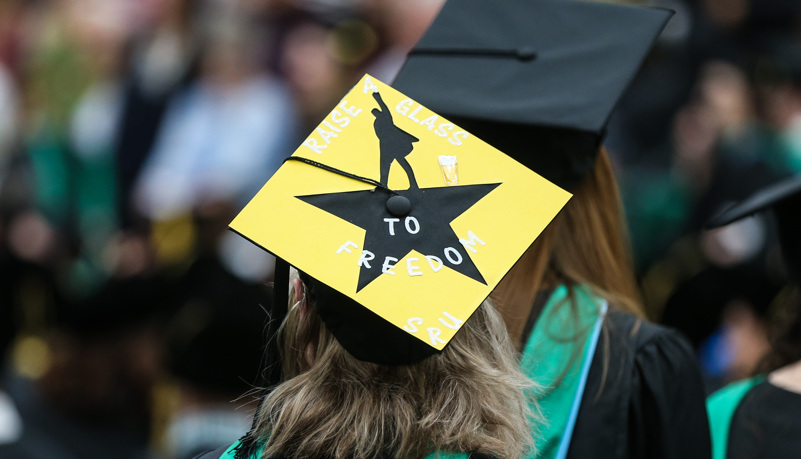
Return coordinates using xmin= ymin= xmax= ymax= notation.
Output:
xmin=371 ymin=92 xmax=419 ymax=189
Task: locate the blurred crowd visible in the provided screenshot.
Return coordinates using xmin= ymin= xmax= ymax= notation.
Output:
xmin=0 ymin=0 xmax=444 ymax=457
xmin=1 ymin=0 xmax=801 ymax=457
xmin=610 ymin=0 xmax=801 ymax=389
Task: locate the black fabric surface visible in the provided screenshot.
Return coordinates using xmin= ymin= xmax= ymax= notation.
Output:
xmin=299 ymin=271 xmax=439 ymax=365
xmin=727 ymin=380 xmax=801 ymax=459
xmin=392 ymin=0 xmax=672 ymax=190
xmin=564 ymin=311 xmax=712 ymax=459
xmin=706 ymin=175 xmax=801 ymax=229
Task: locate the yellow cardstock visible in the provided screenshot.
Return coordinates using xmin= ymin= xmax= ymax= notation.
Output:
xmin=230 ymin=74 xmax=571 ymax=350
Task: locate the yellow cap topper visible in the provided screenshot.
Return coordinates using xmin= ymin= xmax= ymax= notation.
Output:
xmin=230 ymin=74 xmax=570 ymax=357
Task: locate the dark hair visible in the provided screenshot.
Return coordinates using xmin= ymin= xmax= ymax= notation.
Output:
xmin=757 ymin=287 xmax=801 ymax=373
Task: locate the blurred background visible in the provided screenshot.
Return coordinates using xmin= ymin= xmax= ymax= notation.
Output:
xmin=1 ymin=0 xmax=801 ymax=457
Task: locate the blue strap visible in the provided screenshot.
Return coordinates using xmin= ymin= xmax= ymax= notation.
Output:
xmin=554 ymin=300 xmax=608 ymax=459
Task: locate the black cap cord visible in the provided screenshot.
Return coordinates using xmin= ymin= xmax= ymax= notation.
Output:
xmin=283 ymin=156 xmax=398 ymax=195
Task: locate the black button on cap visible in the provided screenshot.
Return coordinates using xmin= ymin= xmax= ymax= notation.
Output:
xmin=386 ymin=195 xmax=411 ymax=216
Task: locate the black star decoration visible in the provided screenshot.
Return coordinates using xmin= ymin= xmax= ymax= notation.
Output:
xmin=296 ymin=90 xmax=501 ymax=293
xmin=298 ymin=183 xmax=500 ymax=292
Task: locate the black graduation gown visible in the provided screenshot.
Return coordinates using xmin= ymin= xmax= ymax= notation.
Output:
xmin=726 ymin=380 xmax=801 ymax=458
xmin=564 ymin=311 xmax=712 ymax=459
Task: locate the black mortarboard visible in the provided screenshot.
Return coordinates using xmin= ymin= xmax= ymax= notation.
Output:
xmin=707 ymin=175 xmax=801 ymax=282
xmin=392 ymin=0 xmax=672 ymax=189
xmin=230 ymin=74 xmax=570 ymax=365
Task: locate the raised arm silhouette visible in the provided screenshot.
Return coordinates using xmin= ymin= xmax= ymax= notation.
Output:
xmin=371 ymin=91 xmax=419 ymax=189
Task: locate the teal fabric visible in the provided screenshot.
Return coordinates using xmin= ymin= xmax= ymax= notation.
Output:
xmin=219 ymin=442 xmax=240 ymax=458
xmin=520 ymin=285 xmax=603 ymax=459
xmin=706 ymin=376 xmax=765 ymax=459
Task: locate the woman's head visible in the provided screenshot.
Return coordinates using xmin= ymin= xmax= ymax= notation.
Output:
xmin=493 ymin=148 xmax=642 ymax=341
xmin=253 ymin=272 xmax=535 ymax=459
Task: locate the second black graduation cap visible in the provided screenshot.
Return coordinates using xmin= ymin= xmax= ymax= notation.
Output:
xmin=707 ymin=175 xmax=801 ymax=282
xmin=393 ymin=0 xmax=673 ymax=189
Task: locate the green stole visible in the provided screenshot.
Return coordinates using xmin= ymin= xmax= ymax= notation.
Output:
xmin=219 ymin=442 xmax=241 ymax=458
xmin=520 ymin=285 xmax=605 ymax=459
xmin=706 ymin=376 xmax=764 ymax=459
xmin=220 ymin=285 xmax=604 ymax=459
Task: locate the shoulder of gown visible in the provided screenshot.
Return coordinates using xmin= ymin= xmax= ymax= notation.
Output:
xmin=567 ymin=311 xmax=712 ymax=459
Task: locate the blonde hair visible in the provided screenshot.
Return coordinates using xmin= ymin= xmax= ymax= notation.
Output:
xmin=253 ymin=278 xmax=536 ymax=459
xmin=493 ymin=148 xmax=642 ymax=343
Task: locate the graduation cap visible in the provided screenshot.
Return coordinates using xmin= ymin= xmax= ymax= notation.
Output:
xmin=707 ymin=175 xmax=801 ymax=282
xmin=392 ymin=0 xmax=673 ymax=189
xmin=230 ymin=74 xmax=570 ymax=365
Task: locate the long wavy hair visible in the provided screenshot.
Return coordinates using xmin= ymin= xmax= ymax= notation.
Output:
xmin=252 ymin=275 xmax=536 ymax=459
xmin=492 ymin=148 xmax=642 ymax=343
